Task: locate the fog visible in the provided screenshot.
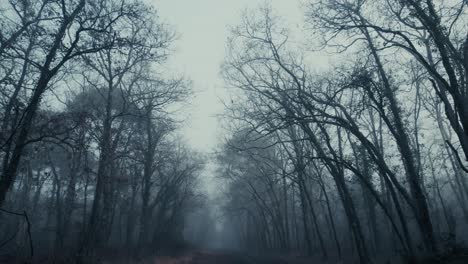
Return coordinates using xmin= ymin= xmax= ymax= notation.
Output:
xmin=0 ymin=0 xmax=467 ymax=264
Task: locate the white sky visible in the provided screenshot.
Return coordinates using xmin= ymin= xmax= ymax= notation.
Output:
xmin=151 ymin=0 xmax=304 ymax=153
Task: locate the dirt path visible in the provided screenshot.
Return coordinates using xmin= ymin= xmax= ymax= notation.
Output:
xmin=189 ymin=251 xmax=251 ymax=264
xmin=188 ymin=251 xmax=289 ymax=264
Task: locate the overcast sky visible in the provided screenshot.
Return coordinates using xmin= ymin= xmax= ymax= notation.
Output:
xmin=151 ymin=0 xmax=304 ymax=153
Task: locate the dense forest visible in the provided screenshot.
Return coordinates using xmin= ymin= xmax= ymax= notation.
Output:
xmin=0 ymin=0 xmax=209 ymax=262
xmin=217 ymin=0 xmax=468 ymax=263
xmin=0 ymin=0 xmax=467 ymax=264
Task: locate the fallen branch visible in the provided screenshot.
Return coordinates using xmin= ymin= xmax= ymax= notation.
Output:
xmin=0 ymin=208 xmax=34 ymax=257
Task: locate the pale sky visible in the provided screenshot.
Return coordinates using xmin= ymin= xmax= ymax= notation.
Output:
xmin=151 ymin=0 xmax=304 ymax=152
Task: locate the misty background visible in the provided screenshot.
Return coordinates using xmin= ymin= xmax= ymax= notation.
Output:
xmin=1 ymin=0 xmax=467 ymax=263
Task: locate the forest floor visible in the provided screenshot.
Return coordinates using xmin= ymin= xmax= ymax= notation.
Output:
xmin=148 ymin=251 xmax=317 ymax=264
xmin=4 ymin=249 xmax=468 ymax=264
xmin=0 ymin=250 xmax=320 ymax=264
xmin=118 ymin=249 xmax=468 ymax=264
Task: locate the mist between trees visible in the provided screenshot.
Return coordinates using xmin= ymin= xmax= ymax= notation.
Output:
xmin=0 ymin=0 xmax=467 ymax=264
xmin=0 ymin=0 xmax=208 ymax=262
xmin=216 ymin=1 xmax=468 ymax=263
